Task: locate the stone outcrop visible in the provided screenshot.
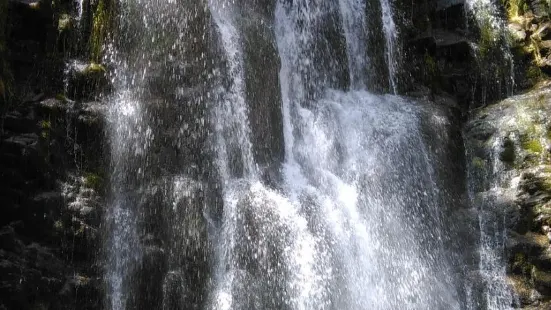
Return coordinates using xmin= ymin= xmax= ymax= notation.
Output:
xmin=465 ymin=82 xmax=551 ymax=308
xmin=0 ymin=0 xmax=109 ymax=309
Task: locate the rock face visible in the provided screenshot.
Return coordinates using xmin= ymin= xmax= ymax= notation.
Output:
xmin=503 ymin=0 xmax=551 ymax=87
xmin=465 ymin=83 xmax=551 ymax=308
xmin=0 ymin=0 xmax=108 ymax=309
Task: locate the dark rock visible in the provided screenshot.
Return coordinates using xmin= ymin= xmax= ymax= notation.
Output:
xmin=66 ymin=62 xmax=110 ymax=100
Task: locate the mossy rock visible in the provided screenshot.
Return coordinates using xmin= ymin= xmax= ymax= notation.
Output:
xmin=502 ymin=0 xmax=530 ymax=19
xmin=66 ymin=63 xmax=110 ymax=100
xmin=533 ymin=267 xmax=551 ymax=295
xmin=523 ymin=139 xmax=544 ymax=153
xmin=472 ymin=156 xmax=487 ymax=169
xmin=508 ymin=275 xmax=536 ymax=306
xmin=83 ymin=63 xmax=106 ymax=75
xmin=84 ymin=172 xmax=104 ymax=192
xmin=57 ymin=13 xmax=72 ymax=33
xmin=90 ymin=0 xmax=116 ymax=62
xmin=512 ymin=252 xmax=534 ymax=275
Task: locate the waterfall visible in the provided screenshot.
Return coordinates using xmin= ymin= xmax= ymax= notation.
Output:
xmin=465 ymin=0 xmax=515 ymax=100
xmin=464 ymin=1 xmax=518 ymax=308
xmin=465 ymin=114 xmax=520 ymax=309
xmin=274 ymin=2 xmax=462 ymax=308
xmin=378 ymin=0 xmax=398 ymax=94
xmin=337 ymin=0 xmax=369 ymax=90
xmin=104 ymin=1 xmax=213 ymax=309
xmin=100 ymin=0 xmax=499 ymax=309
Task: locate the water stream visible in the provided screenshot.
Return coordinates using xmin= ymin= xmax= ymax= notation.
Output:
xmin=101 ymin=0 xmax=514 ymax=309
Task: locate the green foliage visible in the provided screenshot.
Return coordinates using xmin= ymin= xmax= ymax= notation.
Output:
xmin=90 ymin=0 xmax=114 ymax=62
xmin=84 ymin=172 xmax=104 ymax=191
xmin=526 ymin=64 xmax=543 ymax=85
xmin=502 ymin=0 xmax=529 ymax=19
xmin=479 ymin=19 xmax=498 ymax=57
xmin=40 ymin=120 xmax=51 ymax=130
xmin=472 ymin=156 xmax=487 ymax=168
xmin=522 ymin=139 xmax=544 ymax=153
xmin=55 ymin=93 xmax=68 ymax=102
xmin=83 ymin=63 xmax=106 ymax=75
xmin=58 ymin=13 xmax=72 ymax=33
xmin=40 ymin=119 xmax=52 ymax=139
xmin=53 ymin=220 xmax=64 ymax=232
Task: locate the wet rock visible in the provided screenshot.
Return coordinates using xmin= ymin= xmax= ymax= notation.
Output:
xmin=467 ymin=84 xmax=551 ymax=306
xmin=509 ymin=22 xmax=527 ymax=42
xmin=66 ymin=62 xmax=110 ymax=100
xmin=239 ymin=8 xmax=285 ymax=170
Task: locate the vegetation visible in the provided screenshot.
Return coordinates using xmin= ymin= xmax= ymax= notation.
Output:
xmin=472 ymin=156 xmax=486 ymax=169
xmin=40 ymin=119 xmax=52 ymax=139
xmin=90 ymin=0 xmax=115 ymax=62
xmin=502 ymin=0 xmax=529 ymax=20
xmin=84 ymin=172 xmax=104 ymax=192
xmin=478 ymin=19 xmax=498 ymax=58
xmin=524 ymin=139 xmax=544 ymax=153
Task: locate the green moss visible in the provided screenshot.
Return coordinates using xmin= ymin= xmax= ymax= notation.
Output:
xmin=518 ymin=119 xmax=539 ymax=143
xmin=42 ymin=120 xmax=52 ymax=130
xmin=472 ymin=156 xmax=487 ymax=168
xmin=526 ymin=64 xmax=543 ymax=85
xmin=522 ymin=139 xmax=544 ymax=153
xmin=479 ymin=19 xmax=498 ymax=57
xmin=512 ymin=252 xmax=533 ymax=275
xmin=40 ymin=119 xmax=52 ymax=139
xmin=546 ymin=126 xmax=551 ymax=140
xmin=424 ymin=53 xmax=437 ymax=76
xmin=58 ymin=13 xmax=72 ymax=33
xmin=84 ymin=63 xmax=106 ymax=75
xmin=53 ymin=220 xmax=64 ymax=231
xmin=84 ymin=172 xmax=104 ymax=191
xmin=55 ymin=93 xmax=68 ymax=102
xmin=502 ymin=0 xmax=529 ymax=19
xmin=90 ymin=0 xmax=115 ymax=62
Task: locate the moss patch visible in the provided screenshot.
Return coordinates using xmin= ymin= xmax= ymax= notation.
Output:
xmin=502 ymin=0 xmax=530 ymax=20
xmin=84 ymin=172 xmax=104 ymax=192
xmin=84 ymin=63 xmax=106 ymax=75
xmin=472 ymin=156 xmax=487 ymax=168
xmin=90 ymin=0 xmax=115 ymax=62
xmin=522 ymin=139 xmax=544 ymax=153
xmin=479 ymin=19 xmax=498 ymax=58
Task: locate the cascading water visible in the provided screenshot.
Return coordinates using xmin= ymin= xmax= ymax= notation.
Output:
xmin=104 ymin=1 xmax=214 ymax=309
xmin=273 ymin=1 xmax=463 ymax=308
xmin=465 ymin=0 xmax=515 ymax=101
xmin=378 ymin=0 xmax=398 ymax=93
xmin=464 ymin=96 xmax=544 ymax=309
xmin=337 ymin=0 xmax=369 ymax=89
xmin=100 ymin=0 xmax=510 ymax=309
xmin=463 ymin=0 xmax=518 ymax=308
xmin=465 ymin=139 xmax=517 ymax=310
